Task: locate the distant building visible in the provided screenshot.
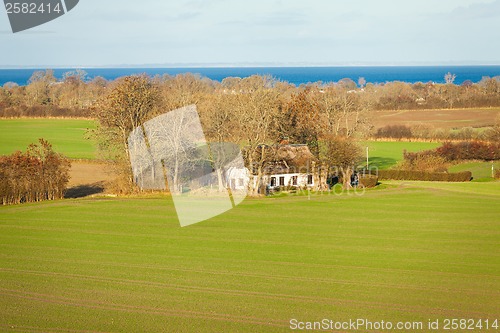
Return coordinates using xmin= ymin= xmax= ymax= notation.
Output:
xmin=225 ymin=144 xmax=317 ymax=194
xmin=261 ymin=144 xmax=316 ymax=191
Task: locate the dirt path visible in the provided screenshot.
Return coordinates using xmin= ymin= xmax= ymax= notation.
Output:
xmin=66 ymin=161 xmax=115 ymax=198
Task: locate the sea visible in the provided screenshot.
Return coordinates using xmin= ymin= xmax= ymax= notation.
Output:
xmin=1 ymin=66 xmax=500 ymax=87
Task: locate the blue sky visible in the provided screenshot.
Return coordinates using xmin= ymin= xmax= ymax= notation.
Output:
xmin=1 ymin=0 xmax=500 ymax=67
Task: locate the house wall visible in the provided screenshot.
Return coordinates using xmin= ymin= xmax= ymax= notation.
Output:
xmin=226 ymin=167 xmax=250 ymax=191
xmin=226 ymin=168 xmax=315 ymax=193
xmin=263 ymin=173 xmax=314 ymax=189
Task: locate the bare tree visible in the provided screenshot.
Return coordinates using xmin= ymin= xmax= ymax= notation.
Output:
xmin=314 ymin=87 xmax=370 ymax=188
xmin=280 ymin=89 xmax=323 ymax=157
xmin=160 ymin=73 xmax=215 ymax=111
xmin=93 ymin=75 xmax=159 ymax=190
xmin=141 ymin=105 xmax=205 ymax=194
xmin=25 ymin=70 xmax=56 ymax=106
xmin=94 ymin=75 xmax=159 ymax=155
xmin=358 ymin=77 xmax=367 ymax=88
xmin=486 ymin=114 xmax=500 ymax=142
xmin=200 ymin=94 xmax=239 ymax=192
xmin=439 ymin=83 xmax=461 ymax=109
xmin=320 ymin=135 xmax=362 ymax=189
xmin=233 ymin=89 xmax=281 ymax=196
xmin=444 ymin=72 xmax=457 ymax=85
xmin=54 ymin=70 xmax=89 ymax=109
xmin=315 ymin=87 xmax=370 ymax=138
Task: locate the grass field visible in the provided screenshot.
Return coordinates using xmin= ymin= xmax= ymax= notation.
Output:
xmin=0 ymin=119 xmax=442 ymax=171
xmin=0 ymin=119 xmax=97 ymax=159
xmin=1 ymin=182 xmax=499 ymax=332
xmin=449 ymin=161 xmax=500 ymax=181
xmin=364 ymin=141 xmax=441 ymax=169
xmin=0 ymin=118 xmax=479 ymax=172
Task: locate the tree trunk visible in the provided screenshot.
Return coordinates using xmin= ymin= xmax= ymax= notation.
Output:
xmin=216 ymin=168 xmax=225 ymax=192
xmin=342 ymin=167 xmax=353 ymax=189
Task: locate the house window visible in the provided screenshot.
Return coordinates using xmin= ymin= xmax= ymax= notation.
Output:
xmin=307 ymin=175 xmax=313 ymax=185
xmin=279 ymin=177 xmax=285 ymax=186
xmin=292 ymin=176 xmax=298 ymax=186
xmin=270 ymin=177 xmax=276 ymax=187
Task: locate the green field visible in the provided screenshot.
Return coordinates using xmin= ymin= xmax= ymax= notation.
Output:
xmin=0 ymin=120 xmax=443 ymax=169
xmin=364 ymin=141 xmax=441 ymax=169
xmin=1 ymin=182 xmax=499 ymax=332
xmin=0 ymin=119 xmax=438 ymax=165
xmin=449 ymin=161 xmax=500 ymax=181
xmin=0 ymin=119 xmax=97 ymax=159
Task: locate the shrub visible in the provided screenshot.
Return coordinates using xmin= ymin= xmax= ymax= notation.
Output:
xmin=0 ymin=105 xmax=91 ymax=118
xmin=376 ymin=125 xmax=412 ymax=139
xmin=372 ymin=170 xmax=471 ymax=182
xmin=358 ymin=175 xmax=378 ymax=188
xmin=495 ymin=169 xmax=500 ymax=179
xmin=0 ymin=139 xmax=70 ymax=205
xmin=410 ymin=123 xmax=434 ymax=140
xmin=436 ymin=141 xmax=500 ymax=161
xmin=400 ymin=150 xmax=449 ymax=172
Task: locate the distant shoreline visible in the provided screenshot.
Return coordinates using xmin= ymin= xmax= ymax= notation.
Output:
xmin=2 ymin=62 xmax=500 ymax=69
xmin=1 ymin=65 xmax=500 ymax=86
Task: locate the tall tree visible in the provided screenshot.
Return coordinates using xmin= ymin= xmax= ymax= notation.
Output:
xmin=315 ymin=88 xmax=370 ymax=188
xmin=94 ymin=75 xmax=160 ymax=155
xmin=25 ymin=70 xmax=56 ymax=106
xmin=160 ymin=73 xmax=215 ymax=111
xmin=234 ymin=89 xmax=281 ymax=196
xmin=200 ymin=94 xmax=239 ymax=192
xmin=320 ymin=135 xmax=363 ymax=189
xmin=315 ymin=87 xmax=371 ymax=138
xmin=93 ymin=75 xmax=159 ymax=190
xmin=281 ymin=89 xmax=323 ymax=157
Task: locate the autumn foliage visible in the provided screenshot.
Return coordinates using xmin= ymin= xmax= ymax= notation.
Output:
xmin=435 ymin=141 xmax=500 ymax=161
xmin=0 ymin=139 xmax=70 ymax=205
xmin=384 ymin=140 xmax=500 ymax=182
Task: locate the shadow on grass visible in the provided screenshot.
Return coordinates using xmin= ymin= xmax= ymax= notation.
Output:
xmin=65 ymin=182 xmax=105 ymax=199
xmin=369 ymin=157 xmax=398 ymax=170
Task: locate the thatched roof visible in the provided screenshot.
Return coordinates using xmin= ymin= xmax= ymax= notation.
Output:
xmin=263 ymin=144 xmax=315 ymax=174
xmin=274 ymin=144 xmax=315 ymax=167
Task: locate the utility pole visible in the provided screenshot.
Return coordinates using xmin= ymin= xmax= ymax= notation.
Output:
xmin=366 ymin=146 xmax=369 ymax=170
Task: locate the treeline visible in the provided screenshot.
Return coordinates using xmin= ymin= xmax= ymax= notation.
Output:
xmin=0 ymin=105 xmax=91 ymax=118
xmin=401 ymin=141 xmax=500 ymax=166
xmin=0 ymin=139 xmax=70 ymax=205
xmin=1 ymin=69 xmax=500 ymax=119
xmin=0 ymin=69 xmax=101 ymax=118
xmin=375 ymin=170 xmax=472 ymax=182
xmin=370 ymin=77 xmax=500 ymax=110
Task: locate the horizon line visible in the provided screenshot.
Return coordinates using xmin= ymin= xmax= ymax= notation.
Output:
xmin=1 ymin=62 xmax=500 ymax=70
